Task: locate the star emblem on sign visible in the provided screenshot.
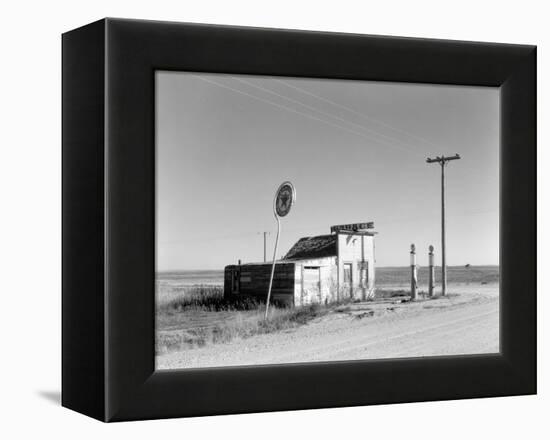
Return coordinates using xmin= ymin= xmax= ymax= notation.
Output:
xmin=275 ymin=182 xmax=295 ymax=217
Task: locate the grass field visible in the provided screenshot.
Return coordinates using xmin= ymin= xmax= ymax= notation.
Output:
xmin=155 ymin=282 xmax=350 ymax=354
xmin=375 ymin=265 xmax=499 ymax=286
xmin=155 ymin=265 xmax=499 ymax=356
xmin=155 ymin=283 xmax=358 ymax=354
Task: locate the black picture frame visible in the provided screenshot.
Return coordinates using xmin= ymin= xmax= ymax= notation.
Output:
xmin=62 ymin=18 xmax=536 ymax=422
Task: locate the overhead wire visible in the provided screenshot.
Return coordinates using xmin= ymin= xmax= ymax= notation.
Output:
xmin=230 ymin=76 xmax=427 ymax=156
xmin=273 ymin=78 xmax=440 ymax=151
xmin=162 ymin=74 xmax=488 ymax=248
xmin=192 ymin=74 xmax=420 ymax=155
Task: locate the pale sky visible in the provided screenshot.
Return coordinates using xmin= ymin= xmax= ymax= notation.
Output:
xmin=156 ymin=72 xmax=499 ymax=271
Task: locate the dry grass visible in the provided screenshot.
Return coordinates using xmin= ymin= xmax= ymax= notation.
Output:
xmin=155 ymin=282 xmax=354 ymax=355
xmin=156 ymin=303 xmax=333 ymax=354
xmin=157 ymin=284 xmax=261 ymax=313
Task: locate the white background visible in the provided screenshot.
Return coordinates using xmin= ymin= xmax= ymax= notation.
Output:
xmin=0 ymin=0 xmax=546 ymax=438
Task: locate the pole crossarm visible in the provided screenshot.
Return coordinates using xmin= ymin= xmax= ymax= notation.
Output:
xmin=426 ymin=153 xmax=461 ymax=164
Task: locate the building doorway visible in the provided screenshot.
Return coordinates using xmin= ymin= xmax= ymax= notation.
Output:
xmin=303 ymin=266 xmax=321 ymax=304
xmin=343 ymin=263 xmax=353 ymax=298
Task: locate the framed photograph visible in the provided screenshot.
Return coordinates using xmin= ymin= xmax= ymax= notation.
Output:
xmin=62 ymin=18 xmax=536 ymax=422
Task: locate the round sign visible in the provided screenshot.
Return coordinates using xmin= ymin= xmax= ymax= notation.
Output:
xmin=274 ymin=181 xmax=295 ymax=217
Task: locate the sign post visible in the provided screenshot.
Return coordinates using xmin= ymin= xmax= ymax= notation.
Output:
xmin=265 ymin=181 xmax=296 ymax=319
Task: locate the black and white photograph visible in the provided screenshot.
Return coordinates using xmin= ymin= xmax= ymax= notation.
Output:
xmin=155 ymin=72 xmax=500 ymax=370
xmin=1 ymin=0 xmax=542 ymax=435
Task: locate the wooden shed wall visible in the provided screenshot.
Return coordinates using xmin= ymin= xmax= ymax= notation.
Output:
xmin=224 ymin=263 xmax=296 ymax=306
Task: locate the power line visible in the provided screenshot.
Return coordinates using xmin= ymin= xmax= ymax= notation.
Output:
xmin=274 ymin=78 xmax=439 ymax=151
xmin=231 ymin=76 xmax=426 ymax=155
xmin=192 ymin=75 xmax=417 ymax=155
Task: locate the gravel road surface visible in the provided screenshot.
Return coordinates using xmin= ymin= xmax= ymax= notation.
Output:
xmin=157 ymin=288 xmax=499 ymax=370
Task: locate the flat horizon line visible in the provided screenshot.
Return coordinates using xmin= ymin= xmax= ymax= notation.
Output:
xmin=157 ymin=264 xmax=500 ymax=273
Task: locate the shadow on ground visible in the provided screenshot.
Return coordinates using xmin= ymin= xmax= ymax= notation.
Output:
xmin=37 ymin=390 xmax=61 ymax=405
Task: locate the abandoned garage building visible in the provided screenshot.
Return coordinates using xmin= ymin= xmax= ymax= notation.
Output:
xmin=224 ymin=222 xmax=376 ymax=306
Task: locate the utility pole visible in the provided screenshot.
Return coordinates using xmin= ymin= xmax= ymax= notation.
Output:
xmin=426 ymin=153 xmax=461 ymax=296
xmin=257 ymin=231 xmax=271 ymax=262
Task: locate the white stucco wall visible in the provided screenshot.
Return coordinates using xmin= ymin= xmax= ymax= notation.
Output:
xmin=290 ymin=233 xmax=376 ymax=306
xmin=293 ymin=257 xmax=337 ymax=306
xmin=337 ymin=234 xmax=376 ymax=300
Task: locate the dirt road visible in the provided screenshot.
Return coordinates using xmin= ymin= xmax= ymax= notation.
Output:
xmin=157 ymin=288 xmax=499 ymax=370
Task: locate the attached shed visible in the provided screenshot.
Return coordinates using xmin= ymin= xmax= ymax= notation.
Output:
xmin=224 ymin=223 xmax=376 ymax=307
